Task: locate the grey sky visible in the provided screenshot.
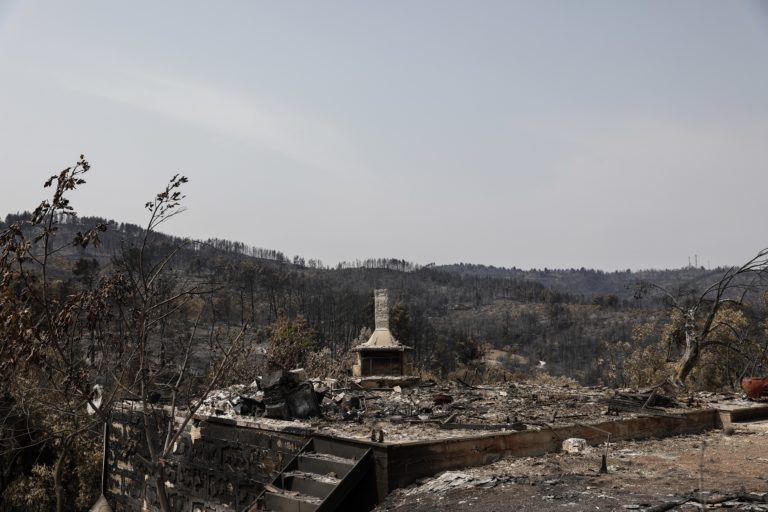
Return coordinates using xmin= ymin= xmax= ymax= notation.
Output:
xmin=1 ymin=1 xmax=767 ymax=270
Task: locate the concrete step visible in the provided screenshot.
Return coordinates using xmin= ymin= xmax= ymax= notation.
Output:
xmin=296 ymin=453 xmax=355 ymax=479
xmin=312 ymin=438 xmax=370 ymax=460
xmin=263 ymin=490 xmax=321 ymax=512
xmin=279 ymin=472 xmax=338 ymax=499
xmin=256 ymin=437 xmax=376 ymax=511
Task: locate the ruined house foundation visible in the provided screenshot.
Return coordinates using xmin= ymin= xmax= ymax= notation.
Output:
xmin=105 ymin=392 xmax=768 ymax=511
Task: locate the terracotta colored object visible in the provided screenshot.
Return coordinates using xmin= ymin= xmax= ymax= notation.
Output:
xmin=741 ymin=377 xmax=768 ymax=399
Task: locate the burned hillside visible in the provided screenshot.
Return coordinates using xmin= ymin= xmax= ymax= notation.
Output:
xmin=0 ymin=211 xmax=742 ymax=386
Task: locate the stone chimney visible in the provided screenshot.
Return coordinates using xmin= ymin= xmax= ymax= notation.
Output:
xmin=361 ymin=289 xmax=397 ymax=347
xmin=351 ymin=288 xmax=415 ymax=380
xmin=374 ymin=289 xmax=389 ymax=331
xmin=352 ymin=289 xmax=418 ymax=380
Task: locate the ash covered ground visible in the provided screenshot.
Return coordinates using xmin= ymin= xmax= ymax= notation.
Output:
xmin=198 ymin=373 xmax=743 ymax=443
xmin=374 ymin=426 xmax=768 ymax=511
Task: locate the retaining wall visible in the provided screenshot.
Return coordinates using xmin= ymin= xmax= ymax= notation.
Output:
xmin=108 ymin=407 xmax=724 ymax=511
xmin=108 ymin=407 xmax=311 ymax=512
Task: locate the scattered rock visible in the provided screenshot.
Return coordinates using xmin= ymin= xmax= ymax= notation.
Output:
xmin=562 ymin=438 xmax=587 ymax=454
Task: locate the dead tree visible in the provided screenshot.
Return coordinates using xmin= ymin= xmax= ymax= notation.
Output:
xmin=0 ymin=159 xmax=248 ymax=512
xmin=0 ymin=157 xmax=114 ymax=512
xmin=107 ymin=174 xmax=248 ymax=512
xmin=641 ymin=248 xmax=768 ymax=389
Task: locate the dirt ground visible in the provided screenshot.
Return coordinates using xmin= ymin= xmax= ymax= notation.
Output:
xmin=375 ymin=421 xmax=768 ymax=511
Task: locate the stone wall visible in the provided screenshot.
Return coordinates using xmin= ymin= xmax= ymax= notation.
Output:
xmin=108 ymin=405 xmax=311 ymax=512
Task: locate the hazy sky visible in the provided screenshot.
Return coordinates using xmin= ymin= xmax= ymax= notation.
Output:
xmin=1 ymin=1 xmax=767 ymax=270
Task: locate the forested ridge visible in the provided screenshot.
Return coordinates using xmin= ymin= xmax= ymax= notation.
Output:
xmin=1 ymin=211 xmax=723 ymax=383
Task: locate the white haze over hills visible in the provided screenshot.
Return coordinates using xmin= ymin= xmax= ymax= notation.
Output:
xmin=1 ymin=1 xmax=767 ymax=271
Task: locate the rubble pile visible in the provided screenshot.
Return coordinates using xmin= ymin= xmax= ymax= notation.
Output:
xmin=198 ymin=370 xmax=756 ymax=444
xmin=262 ymin=370 xmax=322 ymax=420
xmin=312 ymin=380 xmax=627 ymax=441
xmin=200 ymin=369 xmax=323 ymax=420
xmin=202 ymin=381 xmax=264 ymax=416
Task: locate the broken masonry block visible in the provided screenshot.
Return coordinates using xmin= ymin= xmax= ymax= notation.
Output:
xmin=289 ymin=368 xmax=307 ymax=381
xmin=260 ymin=370 xmax=321 ymax=420
xmin=562 ymin=438 xmax=587 ymax=454
xmin=262 ymin=370 xmax=300 ymax=391
xmin=233 ymin=397 xmax=264 ymax=416
xmin=286 ymin=382 xmax=322 ymax=419
xmin=264 ymin=402 xmax=290 ymax=420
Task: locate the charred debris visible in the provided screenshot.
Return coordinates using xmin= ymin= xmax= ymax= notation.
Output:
xmin=199 ymin=369 xmax=744 ymax=443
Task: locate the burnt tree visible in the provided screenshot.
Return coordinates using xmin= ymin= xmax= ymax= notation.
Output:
xmin=642 ymin=248 xmax=768 ymax=388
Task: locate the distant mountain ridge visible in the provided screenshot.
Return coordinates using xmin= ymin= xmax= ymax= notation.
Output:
xmin=2 ymin=210 xmax=724 ymax=303
xmin=435 ymin=263 xmax=725 ymax=302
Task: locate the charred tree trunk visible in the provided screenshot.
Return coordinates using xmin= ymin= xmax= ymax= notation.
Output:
xmin=53 ymin=436 xmax=72 ymax=512
xmin=673 ymin=309 xmax=700 ymax=387
xmin=155 ymin=469 xmax=171 ymax=512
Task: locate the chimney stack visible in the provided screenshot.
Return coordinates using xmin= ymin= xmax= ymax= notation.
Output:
xmin=374 ymin=289 xmax=389 ymax=330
